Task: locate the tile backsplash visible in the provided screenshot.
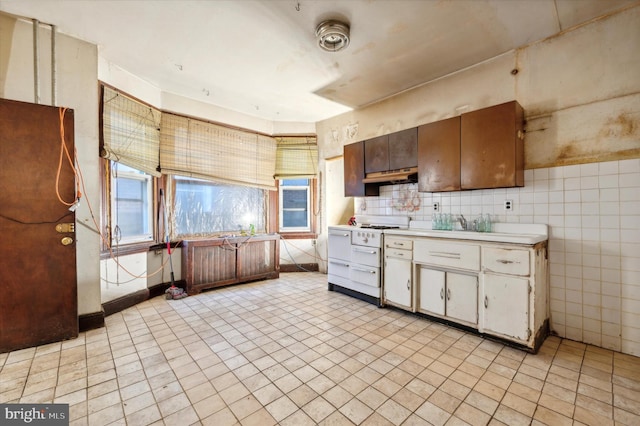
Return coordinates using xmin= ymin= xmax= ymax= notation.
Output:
xmin=354 ymin=159 xmax=640 ymax=357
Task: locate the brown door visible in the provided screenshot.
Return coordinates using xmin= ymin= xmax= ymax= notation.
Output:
xmin=389 ymin=128 xmax=417 ymax=170
xmin=0 ymin=98 xmax=78 ymax=353
xmin=418 ymin=116 xmax=461 ymax=192
xmin=460 ymin=100 xmax=524 ymax=189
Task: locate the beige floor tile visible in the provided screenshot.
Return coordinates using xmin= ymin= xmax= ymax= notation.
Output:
xmin=533 ymin=405 xmax=574 ymax=426
xmin=339 ymin=397 xmax=374 ymax=424
xmin=228 ymin=394 xmax=262 ymax=420
xmin=428 ymin=389 xmax=462 ymax=413
xmin=414 ymin=400 xmax=451 ymax=426
xmin=501 ymin=391 xmax=537 ymax=417
xmin=492 ymin=404 xmax=532 ymax=426
xmin=4 ymin=273 xmax=640 ymax=426
xmin=302 ymin=396 xmax=336 ymax=423
xmin=376 ymin=398 xmax=411 ymax=425
xmin=453 ymin=401 xmax=492 ymax=426
xmin=193 ymin=393 xmax=226 ymax=419
xmin=265 ymin=395 xmax=298 ymax=422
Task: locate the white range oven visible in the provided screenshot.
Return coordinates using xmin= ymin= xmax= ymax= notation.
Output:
xmin=328 ymin=215 xmax=409 ymax=305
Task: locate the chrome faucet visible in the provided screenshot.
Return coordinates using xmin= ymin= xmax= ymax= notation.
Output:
xmin=458 ymin=214 xmax=467 ymax=231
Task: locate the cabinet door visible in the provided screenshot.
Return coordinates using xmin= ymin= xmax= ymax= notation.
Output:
xmin=481 ymin=273 xmax=529 ymax=341
xmin=461 ymin=101 xmax=524 ymax=190
xmin=418 ymin=267 xmax=445 ymax=316
xmin=445 ymin=273 xmax=477 ymax=325
xmin=418 ymin=116 xmax=460 ymax=192
xmin=384 ymin=256 xmax=412 ymax=309
xmin=389 ymin=128 xmax=417 ymax=170
xmin=344 ymin=141 xmax=379 ymax=196
xmin=364 ymin=135 xmax=389 ymax=173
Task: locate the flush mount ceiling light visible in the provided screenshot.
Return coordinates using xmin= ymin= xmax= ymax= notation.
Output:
xmin=315 ymin=20 xmax=350 ymax=52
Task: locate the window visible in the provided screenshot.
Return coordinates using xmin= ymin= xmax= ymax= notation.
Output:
xmin=173 ymin=176 xmax=267 ymax=238
xmin=279 ymin=179 xmax=311 ymax=232
xmin=110 ymin=162 xmax=153 ymax=245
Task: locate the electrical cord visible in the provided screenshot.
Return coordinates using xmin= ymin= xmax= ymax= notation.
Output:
xmin=280 ymin=237 xmax=327 ymax=272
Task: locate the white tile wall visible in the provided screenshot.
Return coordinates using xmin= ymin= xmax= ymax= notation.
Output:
xmin=354 ymin=158 xmax=640 ymax=356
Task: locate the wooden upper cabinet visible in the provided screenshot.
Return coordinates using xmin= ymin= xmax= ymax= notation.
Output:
xmin=344 ymin=141 xmax=379 ymax=197
xmin=364 ymin=135 xmax=389 ymax=173
xmin=461 ymin=100 xmax=524 ymax=190
xmin=389 ymin=128 xmax=418 ymax=170
xmin=365 ymin=128 xmax=418 ymax=173
xmin=418 ymin=116 xmax=461 ymax=192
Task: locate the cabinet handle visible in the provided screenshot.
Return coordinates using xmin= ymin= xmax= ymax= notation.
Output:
xmin=497 ymin=259 xmax=515 ymax=264
xmin=484 ymin=295 xmax=488 ymax=308
xmin=440 ymin=288 xmax=444 ymax=300
xmin=329 ymin=261 xmax=349 ymax=267
xmin=429 ymin=251 xmax=461 ymax=259
xmin=447 ymin=288 xmax=451 ymax=301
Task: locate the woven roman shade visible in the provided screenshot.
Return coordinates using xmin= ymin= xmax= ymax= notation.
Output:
xmin=274 ymin=136 xmax=318 ymax=179
xmin=160 ymin=113 xmax=277 ymax=190
xmin=101 ymin=86 xmax=161 ymax=176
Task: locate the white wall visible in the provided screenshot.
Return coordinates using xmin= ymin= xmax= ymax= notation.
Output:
xmin=1 ymin=17 xmax=102 ymax=316
xmin=317 ymin=7 xmax=640 ymax=355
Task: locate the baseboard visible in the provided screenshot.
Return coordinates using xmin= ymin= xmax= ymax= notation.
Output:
xmin=103 ymin=289 xmax=150 ymax=317
xmin=280 ymin=263 xmax=319 ymax=272
xmin=79 ymin=311 xmax=105 ymax=332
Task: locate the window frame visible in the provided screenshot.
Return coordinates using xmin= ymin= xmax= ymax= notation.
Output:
xmin=110 ymin=162 xmax=155 ymax=246
xmin=100 ymin=158 xmax=161 ymax=258
xmin=274 ymin=178 xmax=318 ymax=239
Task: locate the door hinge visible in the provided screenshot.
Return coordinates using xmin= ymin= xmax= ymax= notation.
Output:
xmin=527 ymin=329 xmax=532 ymax=340
xmin=529 ymin=284 xmax=532 ymax=294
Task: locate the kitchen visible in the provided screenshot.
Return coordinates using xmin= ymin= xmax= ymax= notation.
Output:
xmin=1 ymin=1 xmax=640 ymax=424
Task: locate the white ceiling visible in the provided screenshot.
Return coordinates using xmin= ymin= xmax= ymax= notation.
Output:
xmin=1 ymin=0 xmax=637 ymax=123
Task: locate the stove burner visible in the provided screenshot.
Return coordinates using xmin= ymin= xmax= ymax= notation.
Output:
xmin=360 ymin=225 xmax=400 ymax=229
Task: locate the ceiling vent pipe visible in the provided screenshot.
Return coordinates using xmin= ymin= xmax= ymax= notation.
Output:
xmin=315 ymin=20 xmax=350 ymax=52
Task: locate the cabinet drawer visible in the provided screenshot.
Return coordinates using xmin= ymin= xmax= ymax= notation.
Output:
xmin=328 ymin=259 xmax=350 ymax=279
xmin=385 ymin=247 xmax=412 ymax=260
xmin=350 ymin=265 xmax=380 ymax=287
xmin=414 ymin=240 xmax=480 ymax=271
xmin=483 ymin=247 xmax=530 ymax=276
xmin=385 ymin=238 xmax=413 ymax=250
xmin=351 ymin=246 xmax=380 ymax=267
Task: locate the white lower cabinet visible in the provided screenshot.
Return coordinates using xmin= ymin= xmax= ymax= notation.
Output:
xmin=381 ymin=231 xmax=548 ymax=352
xmin=417 ymin=266 xmax=477 ymax=325
xmin=384 ymin=256 xmax=412 ymax=308
xmin=383 ymin=238 xmax=413 ymax=310
xmin=481 ymin=273 xmax=529 ymax=341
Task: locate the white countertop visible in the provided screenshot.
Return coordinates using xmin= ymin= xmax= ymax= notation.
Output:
xmin=384 ymin=222 xmax=548 ymax=245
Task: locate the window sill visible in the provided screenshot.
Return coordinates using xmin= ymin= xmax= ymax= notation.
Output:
xmin=100 ymin=241 xmax=181 ymax=260
xmin=279 ymin=232 xmax=317 ymax=240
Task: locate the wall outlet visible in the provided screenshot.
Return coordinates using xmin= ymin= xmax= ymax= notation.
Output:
xmin=504 ymin=199 xmax=513 ymax=211
xmin=433 ymin=202 xmax=440 ymax=212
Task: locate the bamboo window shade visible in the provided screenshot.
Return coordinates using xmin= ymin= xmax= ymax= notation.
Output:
xmin=274 ymin=136 xmax=318 ymax=179
xmin=101 ymin=86 xmax=162 ymax=176
xmin=160 ymin=113 xmax=277 ymax=190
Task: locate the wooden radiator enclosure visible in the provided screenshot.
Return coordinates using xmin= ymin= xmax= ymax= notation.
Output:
xmin=182 ymin=234 xmax=280 ymax=295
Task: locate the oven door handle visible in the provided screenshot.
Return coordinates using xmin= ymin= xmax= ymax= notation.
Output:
xmin=352 ymin=247 xmax=377 ymax=254
xmin=350 ymin=266 xmax=376 ymax=274
xmin=329 ymin=232 xmax=351 ymax=238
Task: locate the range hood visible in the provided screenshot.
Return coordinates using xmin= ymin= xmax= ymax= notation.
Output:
xmin=362 ymin=167 xmax=418 ymax=184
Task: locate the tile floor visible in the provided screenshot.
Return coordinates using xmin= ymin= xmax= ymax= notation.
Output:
xmin=1 ymin=272 xmax=640 ymax=425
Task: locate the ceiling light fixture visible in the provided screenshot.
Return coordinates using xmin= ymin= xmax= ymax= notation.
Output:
xmin=315 ymin=20 xmax=350 ymax=52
